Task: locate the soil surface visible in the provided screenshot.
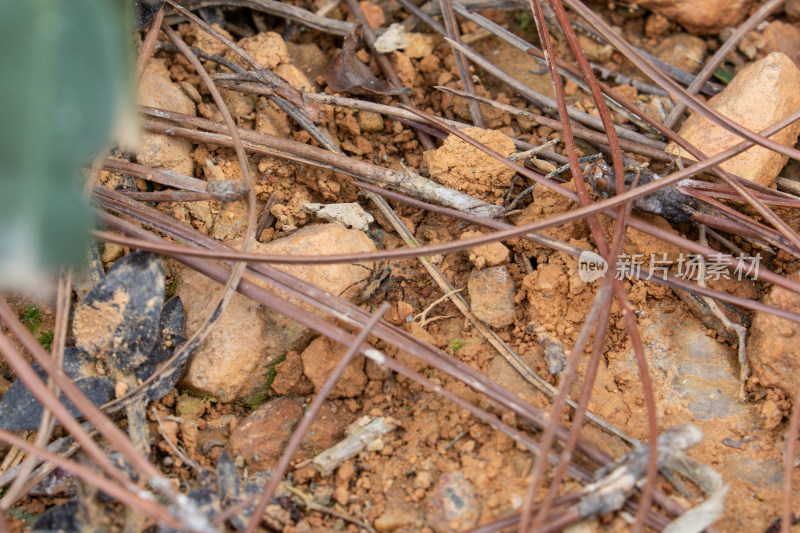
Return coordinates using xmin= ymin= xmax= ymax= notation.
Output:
xmin=3 ymin=1 xmax=800 ymax=532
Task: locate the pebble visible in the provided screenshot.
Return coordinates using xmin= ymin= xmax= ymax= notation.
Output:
xmin=468 ymin=266 xmax=516 ymax=328
xmin=636 ymin=0 xmax=750 ymax=35
xmin=358 ymin=1 xmax=385 ymax=29
xmin=177 ymin=224 xmax=375 ymax=401
xmin=300 ymin=336 xmax=367 ymax=398
xmin=404 ymin=33 xmax=436 ymax=59
xmin=237 ymin=32 xmax=289 ymax=69
xmin=747 ymin=271 xmax=800 ymax=402
xmin=667 ymin=52 xmax=800 ymax=187
xmin=426 ymin=471 xmax=480 ymax=533
xmin=761 ymin=21 xmax=800 ymax=67
xmin=275 ymin=63 xmax=314 ymax=92
xmin=227 ymin=397 xmax=352 ymax=471
xmin=460 ymin=231 xmax=509 ymax=269
xmin=374 ymin=502 xmax=423 ymax=532
xmin=286 ymin=42 xmax=328 ymax=86
xmin=357 ymin=110 xmax=384 ymax=133
xmin=302 ymin=202 xmax=374 ymax=231
xmin=652 ymin=33 xmax=707 ymax=74
xmin=136 ymin=60 xmax=196 ymax=175
xmin=422 ymin=127 xmax=516 ymax=200
xmin=271 ymin=350 xmax=314 ymax=396
xmin=191 ymin=23 xmax=232 ymax=56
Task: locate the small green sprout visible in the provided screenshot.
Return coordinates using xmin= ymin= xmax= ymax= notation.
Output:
xmin=37 ymin=330 xmax=54 ymax=352
xmin=450 ymin=338 xmax=466 ymax=355
xmin=515 ymin=11 xmax=533 ymax=31
xmin=21 ymin=305 xmax=44 ymax=332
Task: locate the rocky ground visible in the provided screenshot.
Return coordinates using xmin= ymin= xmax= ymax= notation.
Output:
xmin=4 ymin=0 xmax=800 ymax=531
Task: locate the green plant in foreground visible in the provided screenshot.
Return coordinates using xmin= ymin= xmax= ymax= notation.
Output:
xmin=21 ymin=305 xmax=44 ymax=332
xmin=37 ymin=330 xmax=53 ymax=352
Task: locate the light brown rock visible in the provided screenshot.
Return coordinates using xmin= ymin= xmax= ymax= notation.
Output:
xmin=136 ymin=133 xmax=195 ymax=176
xmin=227 ymin=397 xmax=353 ymax=471
xmin=358 ymin=1 xmax=385 ymax=28
xmin=404 ymin=33 xmax=436 ymax=59
xmin=652 ymin=33 xmax=707 ymax=74
xmin=286 ymin=42 xmax=329 ymax=85
xmin=748 ymin=271 xmax=800 ymax=401
xmin=300 ymin=336 xmax=367 ymax=398
xmin=423 ymin=127 xmax=516 ymax=200
xmin=191 ymin=23 xmax=232 ymax=56
xmin=271 ymin=350 xmax=314 ymax=396
xmin=468 ymin=266 xmax=516 ymax=328
xmin=762 ymin=21 xmax=800 ymax=67
xmin=178 ymin=224 xmax=375 ymax=401
xmin=460 ymin=231 xmax=509 ymax=269
xmin=238 ymin=32 xmax=289 ymax=69
xmin=426 ymin=471 xmax=480 ymax=533
xmin=275 ymin=63 xmax=314 ymax=92
xmin=667 ymin=52 xmax=800 ymax=187
xmin=136 ymin=60 xmax=196 ymax=174
xmin=256 ymin=100 xmax=291 ymax=138
xmin=357 ymin=111 xmax=384 ymax=132
xmin=636 ymin=0 xmax=752 ymax=35
xmin=137 ymin=60 xmax=196 ymax=116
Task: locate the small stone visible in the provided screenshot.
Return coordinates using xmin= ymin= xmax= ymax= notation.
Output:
xmin=374 ymin=23 xmax=408 ymax=54
xmin=275 ymin=63 xmax=314 ymax=92
xmin=238 ymin=32 xmax=289 ymax=69
xmin=272 ymin=350 xmax=314 ymax=396
xmin=652 ymin=33 xmax=707 ymax=74
xmin=404 ymin=33 xmax=436 ymax=59
xmin=645 ymin=13 xmax=670 ymax=38
xmin=468 ymin=266 xmax=516 ymax=328
xmin=136 ymin=60 xmax=196 ymax=174
xmin=787 ymin=0 xmax=800 ymax=19
xmin=333 ymin=485 xmax=349 ymax=505
xmin=357 ymin=110 xmax=384 ymax=132
xmin=180 ymin=81 xmax=202 ymax=103
xmin=374 ymin=500 xmax=423 ymax=532
xmin=358 ymin=1 xmax=385 ymax=28
xmin=137 ymin=60 xmax=196 ymax=116
xmin=414 ymin=471 xmax=433 ymax=489
xmin=302 ymin=203 xmax=374 ymax=231
xmin=256 ymin=100 xmax=291 ymax=138
xmin=577 ymin=34 xmax=613 ymax=62
xmin=227 ymin=397 xmax=352 ymax=471
xmin=287 ymin=42 xmax=329 ymax=84
xmin=178 ymin=224 xmax=375 ymax=401
xmin=301 ymin=336 xmax=367 ymax=398
xmin=136 ymin=133 xmax=194 ymax=176
xmin=389 ymin=51 xmax=416 ymax=88
xmin=426 ymin=471 xmax=480 ymax=533
xmin=220 ymin=88 xmax=257 ymax=121
xmin=101 ymin=241 xmax=125 ymax=264
xmin=667 ymin=52 xmax=800 ymax=187
xmin=759 ymin=398 xmax=783 ymax=430
xmin=422 ymin=127 xmax=516 ymax=200
xmin=336 ymin=461 xmax=356 ymax=483
xmin=191 ymin=23 xmax=232 ymax=56
xmin=748 ymin=271 xmax=800 ymax=400
xmin=460 ymin=231 xmax=509 ymax=269
xmin=636 ymin=0 xmax=751 ymax=35
xmin=762 ymin=21 xmax=800 ymax=67
xmin=396 ymin=301 xmax=413 ymax=322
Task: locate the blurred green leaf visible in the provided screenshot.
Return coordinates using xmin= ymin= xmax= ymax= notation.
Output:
xmin=0 ymin=0 xmax=133 ymax=289
xmin=712 ymin=66 xmax=734 ymax=85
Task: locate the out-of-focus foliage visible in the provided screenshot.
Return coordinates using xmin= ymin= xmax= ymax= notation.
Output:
xmin=0 ymin=0 xmax=134 ymax=290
